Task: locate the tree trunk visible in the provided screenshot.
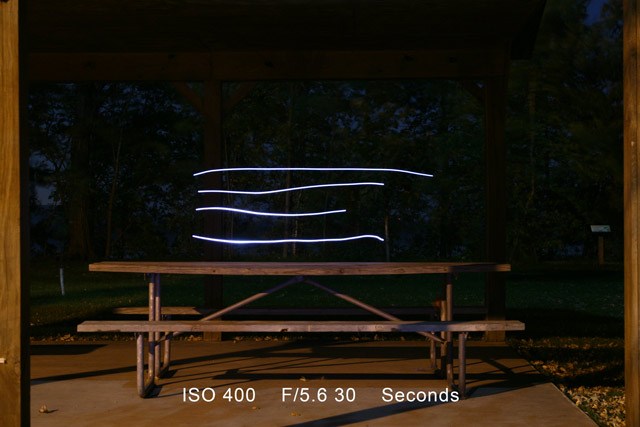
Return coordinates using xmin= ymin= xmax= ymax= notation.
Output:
xmin=104 ymin=126 xmax=123 ymax=259
xmin=66 ymin=83 xmax=96 ymax=260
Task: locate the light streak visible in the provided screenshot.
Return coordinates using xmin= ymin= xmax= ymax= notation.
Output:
xmin=192 ymin=234 xmax=385 ymax=244
xmin=195 ymin=206 xmax=346 ymax=217
xmin=194 ymin=167 xmax=433 ymax=178
xmin=198 ymin=182 xmax=384 ymax=195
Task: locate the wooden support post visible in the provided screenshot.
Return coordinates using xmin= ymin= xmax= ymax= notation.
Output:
xmin=598 ymin=235 xmax=605 ymax=265
xmin=484 ymin=72 xmax=508 ymax=342
xmin=623 ymin=0 xmax=640 ymax=423
xmin=203 ymin=80 xmax=223 ymax=341
xmin=0 ymin=0 xmax=29 ymax=424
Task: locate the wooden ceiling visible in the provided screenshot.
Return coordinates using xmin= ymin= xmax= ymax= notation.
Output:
xmin=26 ymin=0 xmax=546 ymax=81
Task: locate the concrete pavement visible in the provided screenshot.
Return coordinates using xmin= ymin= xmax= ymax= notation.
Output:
xmin=31 ymin=339 xmax=596 ymax=426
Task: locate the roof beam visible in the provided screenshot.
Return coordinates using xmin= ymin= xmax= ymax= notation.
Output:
xmin=28 ymin=49 xmax=508 ymax=82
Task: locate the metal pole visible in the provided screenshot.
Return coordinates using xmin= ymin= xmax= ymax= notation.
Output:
xmin=458 ymin=332 xmax=467 ymax=398
xmin=148 ymin=274 xmax=156 ymax=381
xmin=154 ymin=274 xmax=161 ymax=379
xmin=136 ymin=333 xmax=145 ymax=397
xmin=59 ymin=266 xmax=65 ymax=296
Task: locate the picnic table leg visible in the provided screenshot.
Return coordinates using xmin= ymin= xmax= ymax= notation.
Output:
xmin=445 ymin=272 xmax=454 ymax=386
xmin=162 ymin=315 xmax=171 ymax=376
xmin=148 ymin=274 xmax=156 ymax=384
xmin=430 ymin=336 xmax=437 ymax=370
xmin=439 ymin=275 xmax=447 ymax=377
xmin=136 ymin=332 xmax=153 ymax=397
xmin=154 ymin=274 xmax=161 ymax=379
xmin=458 ymin=332 xmax=467 ymax=398
xmin=136 ymin=332 xmax=145 ymax=396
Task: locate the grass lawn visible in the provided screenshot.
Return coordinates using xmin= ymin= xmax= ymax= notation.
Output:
xmin=30 ymin=260 xmax=624 ymax=426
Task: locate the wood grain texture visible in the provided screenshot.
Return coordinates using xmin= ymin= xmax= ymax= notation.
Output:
xmin=77 ymin=319 xmax=525 ymax=333
xmin=0 ymin=0 xmax=28 ymax=425
xmin=89 ymin=261 xmax=511 ymax=275
xmin=113 ymin=306 xmax=489 ymax=316
xmin=624 ymin=0 xmax=640 ymax=424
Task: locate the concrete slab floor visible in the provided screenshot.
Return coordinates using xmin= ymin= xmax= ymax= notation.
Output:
xmin=30 ymin=339 xmax=596 ymax=426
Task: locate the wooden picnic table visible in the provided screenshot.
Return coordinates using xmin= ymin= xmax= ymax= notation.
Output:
xmin=81 ymin=261 xmax=514 ymax=397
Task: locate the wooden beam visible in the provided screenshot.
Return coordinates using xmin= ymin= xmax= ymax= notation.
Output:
xmin=171 ymin=82 xmax=205 ymax=116
xmin=0 ymin=0 xmax=29 ymax=425
xmin=224 ymin=81 xmax=258 ymax=115
xmin=624 ymin=0 xmax=640 ymax=424
xmin=28 ymin=49 xmax=507 ymax=82
xmin=202 ymin=80 xmax=223 ymax=341
xmin=484 ymin=72 xmax=509 ymax=342
xmin=28 ymin=52 xmax=212 ymax=81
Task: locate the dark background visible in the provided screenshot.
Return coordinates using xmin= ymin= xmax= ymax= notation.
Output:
xmin=27 ymin=0 xmax=622 ymax=266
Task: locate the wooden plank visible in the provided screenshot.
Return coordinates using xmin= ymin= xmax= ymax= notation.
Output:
xmin=28 ymin=49 xmax=507 ymax=82
xmin=624 ymin=0 xmax=640 ymax=424
xmin=77 ymin=320 xmax=525 ymax=333
xmin=89 ymin=261 xmax=511 ymax=275
xmin=0 ymin=0 xmax=28 ymax=425
xmin=27 ymin=52 xmax=212 ymax=82
xmin=484 ymin=65 xmax=510 ymax=341
xmin=113 ymin=306 xmax=489 ymax=316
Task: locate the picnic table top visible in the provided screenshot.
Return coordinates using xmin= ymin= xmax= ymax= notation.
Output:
xmin=89 ymin=261 xmax=511 ymax=275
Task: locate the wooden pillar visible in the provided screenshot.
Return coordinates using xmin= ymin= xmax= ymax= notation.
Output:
xmin=203 ymin=80 xmax=223 ymax=341
xmin=484 ymin=74 xmax=508 ymax=342
xmin=598 ymin=235 xmax=605 ymax=265
xmin=623 ymin=0 xmax=640 ymax=424
xmin=0 ymin=0 xmax=29 ymax=425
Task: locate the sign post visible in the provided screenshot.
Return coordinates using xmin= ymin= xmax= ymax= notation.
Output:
xmin=590 ymin=225 xmax=611 ymax=265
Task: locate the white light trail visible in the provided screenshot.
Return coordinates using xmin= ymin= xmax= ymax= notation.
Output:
xmin=198 ymin=182 xmax=384 ymax=195
xmin=194 ymin=167 xmax=433 ymax=178
xmin=195 ymin=206 xmax=346 ymax=217
xmin=192 ymin=234 xmax=385 ymax=244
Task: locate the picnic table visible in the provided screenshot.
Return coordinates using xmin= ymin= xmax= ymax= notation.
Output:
xmin=78 ymin=261 xmax=522 ymax=398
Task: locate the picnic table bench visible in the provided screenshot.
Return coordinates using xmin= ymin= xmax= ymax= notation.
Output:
xmin=77 ymin=262 xmax=523 ymax=398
